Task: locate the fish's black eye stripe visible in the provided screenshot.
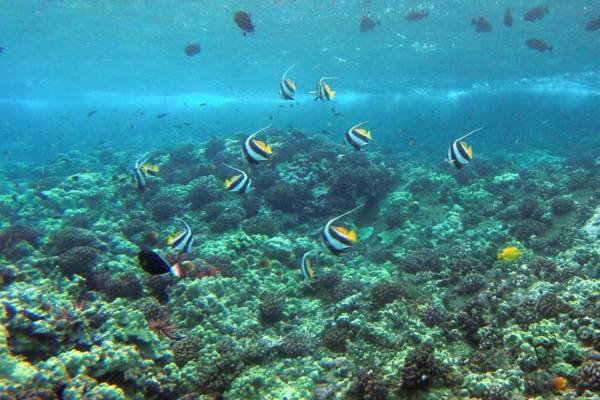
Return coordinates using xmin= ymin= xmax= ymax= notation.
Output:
xmin=457 ymin=141 xmax=471 ymax=161
xmin=328 ymin=226 xmax=355 ymax=246
xmin=249 ymin=139 xmax=269 ymax=158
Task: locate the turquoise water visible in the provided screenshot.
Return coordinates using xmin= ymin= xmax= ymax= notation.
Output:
xmin=1 ymin=1 xmax=600 ymax=399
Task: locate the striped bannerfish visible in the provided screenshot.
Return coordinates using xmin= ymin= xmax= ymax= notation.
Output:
xmin=312 ymin=77 xmax=339 ymax=101
xmin=223 ymin=164 xmax=253 ymax=194
xmin=132 ymin=154 xmax=152 ymax=190
xmin=167 ymin=218 xmax=194 ymax=253
xmin=300 ymin=250 xmax=316 ymax=280
xmin=344 ymin=121 xmax=372 ymax=150
xmin=242 ymin=126 xmax=272 ymax=164
xmin=447 ymin=127 xmax=484 ymax=169
xmin=322 ymin=204 xmax=364 ymax=255
xmin=279 ymin=65 xmax=296 ymax=101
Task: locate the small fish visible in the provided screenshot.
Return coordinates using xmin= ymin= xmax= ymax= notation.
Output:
xmin=300 ymin=250 xmax=316 ymax=280
xmin=526 ymin=38 xmax=553 ymax=52
xmin=223 ymin=164 xmax=253 ymax=193
xmin=242 ymin=126 xmax=272 ymax=164
xmin=471 ymin=16 xmax=492 ymax=33
xmin=167 ymin=218 xmax=194 ymax=253
xmin=142 ymin=163 xmax=160 ymax=176
xmin=138 ymin=247 xmax=182 ymax=277
xmin=523 ymin=6 xmax=548 ymax=22
xmin=0 ymin=47 xmax=4 ymax=54
xmin=586 ymin=16 xmax=600 ymax=31
xmin=87 ymin=110 xmax=98 ymax=117
xmin=234 ymin=11 xmax=255 ymax=36
xmin=199 ymin=102 xmax=208 ymax=106
xmin=497 ymin=246 xmax=521 ymax=262
xmin=408 ymin=139 xmax=417 ymax=147
xmin=156 ymin=113 xmax=169 ymax=119
xmin=312 ymin=77 xmax=339 ymax=102
xmin=447 ymin=127 xmax=483 ymax=169
xmin=279 ymin=65 xmax=297 ymax=101
xmin=184 ymin=42 xmax=201 ymax=57
xmin=359 ymin=15 xmax=378 ymax=32
xmin=405 ymin=10 xmax=428 ymax=21
xmin=322 ymin=204 xmax=364 ymax=255
xmin=504 ymin=8 xmax=513 ymax=27
xmin=132 ymin=153 xmax=158 ymax=190
xmin=35 ymin=192 xmax=50 ymax=201
xmin=344 ymin=120 xmax=372 ymax=150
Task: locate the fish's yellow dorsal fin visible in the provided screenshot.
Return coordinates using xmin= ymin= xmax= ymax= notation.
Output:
xmin=254 ymin=140 xmax=272 ymax=154
xmin=357 ymin=128 xmax=372 ymax=139
xmin=334 ymin=226 xmax=358 ymax=242
xmin=307 ymin=263 xmax=315 ymax=278
xmin=167 ymin=231 xmax=183 ymax=245
xmin=224 ymin=175 xmax=240 ymax=188
xmin=466 ymin=143 xmax=474 ymax=158
xmin=254 ymin=140 xmax=273 ymax=154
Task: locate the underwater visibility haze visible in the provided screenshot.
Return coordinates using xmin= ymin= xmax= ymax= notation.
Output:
xmin=1 ymin=1 xmax=600 ymax=399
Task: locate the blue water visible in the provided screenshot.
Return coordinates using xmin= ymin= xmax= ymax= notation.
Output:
xmin=1 ymin=1 xmax=599 ymax=165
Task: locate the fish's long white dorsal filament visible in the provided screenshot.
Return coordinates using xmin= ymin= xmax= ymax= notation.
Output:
xmin=456 ymin=127 xmax=484 ymax=142
xmin=351 ymin=120 xmax=369 ymax=130
xmin=329 ymin=203 xmax=365 ymax=225
xmin=173 ymin=217 xmax=190 ymax=231
xmin=223 ymin=163 xmax=245 ymax=175
xmin=282 ymin=64 xmax=295 ymax=79
xmin=248 ymin=125 xmax=272 ymax=140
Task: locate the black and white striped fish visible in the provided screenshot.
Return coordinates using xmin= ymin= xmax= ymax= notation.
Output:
xmin=300 ymin=250 xmax=316 ymax=280
xmin=132 ymin=154 xmax=151 ymax=190
xmin=312 ymin=77 xmax=338 ymax=101
xmin=447 ymin=127 xmax=483 ymax=169
xmin=223 ymin=164 xmax=253 ymax=194
xmin=279 ymin=65 xmax=296 ymax=101
xmin=344 ymin=121 xmax=372 ymax=150
xmin=242 ymin=126 xmax=272 ymax=164
xmin=322 ymin=204 xmax=364 ymax=255
xmin=167 ymin=218 xmax=194 ymax=253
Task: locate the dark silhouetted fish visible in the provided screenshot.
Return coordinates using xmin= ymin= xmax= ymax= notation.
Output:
xmin=156 ymin=113 xmax=169 ymax=119
xmin=0 ymin=47 xmax=4 ymax=54
xmin=472 ymin=16 xmax=492 ymax=33
xmin=504 ymin=8 xmax=513 ymax=27
xmin=523 ymin=6 xmax=548 ymax=21
xmin=184 ymin=42 xmax=201 ymax=57
xmin=526 ymin=38 xmax=553 ymax=52
xmin=234 ymin=11 xmax=255 ymax=36
xmin=138 ymin=247 xmax=182 ymax=277
xmin=87 ymin=110 xmax=97 ymax=117
xmin=359 ymin=15 xmax=377 ymax=32
xmin=586 ymin=16 xmax=600 ymax=31
xmin=405 ymin=10 xmax=428 ymax=21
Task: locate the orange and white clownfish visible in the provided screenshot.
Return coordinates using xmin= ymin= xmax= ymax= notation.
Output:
xmin=242 ymin=126 xmax=272 ymax=164
xmin=322 ymin=204 xmax=364 ymax=255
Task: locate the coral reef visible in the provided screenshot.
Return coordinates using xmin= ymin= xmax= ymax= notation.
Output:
xmin=1 ymin=128 xmax=599 ymax=399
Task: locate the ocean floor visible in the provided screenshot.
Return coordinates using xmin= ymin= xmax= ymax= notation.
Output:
xmin=1 ymin=128 xmax=600 ymax=399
